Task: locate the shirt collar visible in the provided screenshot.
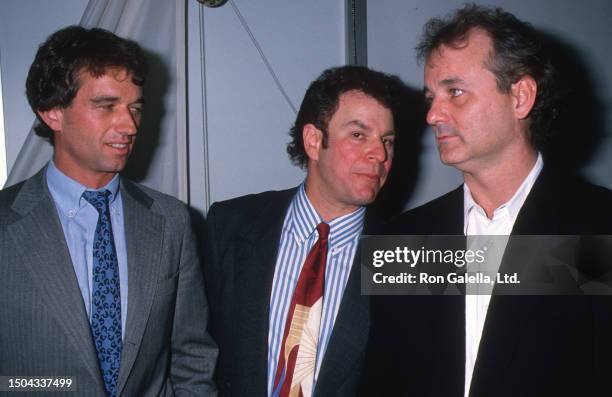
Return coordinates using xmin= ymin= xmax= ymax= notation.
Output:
xmin=46 ymin=160 xmax=120 ymax=215
xmin=288 ymin=183 xmax=366 ymax=248
xmin=463 ymin=152 xmax=544 ymax=222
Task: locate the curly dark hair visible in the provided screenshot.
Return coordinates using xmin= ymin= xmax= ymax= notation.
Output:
xmin=416 ymin=4 xmax=559 ymax=149
xmin=287 ymin=65 xmax=405 ymax=168
xmin=26 ymin=25 xmax=148 ymax=141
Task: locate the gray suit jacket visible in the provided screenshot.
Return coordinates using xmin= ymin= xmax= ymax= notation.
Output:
xmin=0 ymin=168 xmax=218 ymax=396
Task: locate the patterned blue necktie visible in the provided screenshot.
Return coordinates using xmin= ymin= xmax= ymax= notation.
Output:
xmin=82 ymin=190 xmax=122 ymax=397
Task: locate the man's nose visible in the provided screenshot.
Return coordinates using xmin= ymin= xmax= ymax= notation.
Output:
xmin=116 ymin=106 xmax=139 ymax=135
xmin=368 ymin=137 xmax=389 ymax=163
xmin=426 ymin=97 xmax=448 ymax=126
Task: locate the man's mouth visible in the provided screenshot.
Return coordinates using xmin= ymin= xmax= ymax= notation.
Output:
xmin=436 ymin=135 xmax=455 ymax=141
xmin=434 ymin=126 xmax=458 ymax=142
xmin=356 ymin=172 xmax=381 ymax=181
xmin=106 ymin=142 xmax=132 ymax=154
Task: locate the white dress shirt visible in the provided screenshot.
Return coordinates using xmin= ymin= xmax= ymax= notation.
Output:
xmin=463 ymin=153 xmax=543 ymax=397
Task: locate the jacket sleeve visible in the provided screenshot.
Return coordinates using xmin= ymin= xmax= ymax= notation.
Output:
xmin=170 ymin=204 xmax=219 ymax=396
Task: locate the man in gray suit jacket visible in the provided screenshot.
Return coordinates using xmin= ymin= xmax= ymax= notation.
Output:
xmin=0 ymin=26 xmax=217 ymax=396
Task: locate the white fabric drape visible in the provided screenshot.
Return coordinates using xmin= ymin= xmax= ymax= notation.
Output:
xmin=6 ymin=0 xmax=188 ymax=202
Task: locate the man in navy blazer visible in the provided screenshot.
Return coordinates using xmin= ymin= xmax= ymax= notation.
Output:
xmin=364 ymin=5 xmax=612 ymax=396
xmin=0 ymin=26 xmax=217 ymax=396
xmin=203 ymin=66 xmax=405 ymax=396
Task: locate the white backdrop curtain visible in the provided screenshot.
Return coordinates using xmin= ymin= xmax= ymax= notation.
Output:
xmin=6 ymin=0 xmax=189 ymax=202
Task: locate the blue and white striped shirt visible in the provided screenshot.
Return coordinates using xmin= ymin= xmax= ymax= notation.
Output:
xmin=267 ymin=184 xmax=366 ymax=396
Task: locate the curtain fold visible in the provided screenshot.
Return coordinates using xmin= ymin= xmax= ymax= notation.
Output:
xmin=6 ymin=0 xmax=188 ymax=203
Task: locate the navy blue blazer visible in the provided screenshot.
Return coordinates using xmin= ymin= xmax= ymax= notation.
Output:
xmin=204 ymin=188 xmax=378 ymax=397
xmin=363 ymin=166 xmax=612 ymax=397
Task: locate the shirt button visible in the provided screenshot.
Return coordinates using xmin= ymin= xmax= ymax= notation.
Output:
xmin=68 ymin=209 xmax=76 ymax=217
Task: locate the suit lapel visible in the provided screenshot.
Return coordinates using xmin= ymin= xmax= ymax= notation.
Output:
xmin=469 ymin=295 xmax=536 ymax=395
xmin=511 ymin=167 xmax=561 ymax=235
xmin=470 ymin=168 xmax=561 ymax=395
xmin=232 ymin=190 xmax=295 ymax=394
xmin=388 ymin=188 xmax=466 ymax=395
xmin=472 ymin=248 xmax=538 ymax=394
xmin=423 ymin=296 xmax=465 ymax=396
xmin=434 ymin=186 xmax=464 ymax=235
xmin=426 ymin=190 xmax=465 ymax=394
xmin=8 ymin=171 xmax=105 ymax=392
xmin=314 ymin=247 xmax=369 ymax=396
xmin=116 ymin=180 xmax=164 ymax=395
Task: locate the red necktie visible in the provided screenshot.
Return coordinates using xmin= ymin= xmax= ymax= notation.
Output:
xmin=272 ymin=222 xmax=330 ymax=397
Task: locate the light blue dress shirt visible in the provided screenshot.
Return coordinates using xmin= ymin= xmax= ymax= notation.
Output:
xmin=46 ymin=161 xmax=129 ymax=338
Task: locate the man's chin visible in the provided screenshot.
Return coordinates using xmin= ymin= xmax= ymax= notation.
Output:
xmin=351 ymin=189 xmax=380 ymax=206
xmin=99 ymin=161 xmax=128 ymax=174
xmin=438 ymin=152 xmax=463 ymax=167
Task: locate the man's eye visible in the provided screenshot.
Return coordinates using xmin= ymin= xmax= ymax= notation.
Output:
xmin=383 ymin=138 xmax=395 ymax=147
xmin=130 ymin=106 xmax=143 ymax=115
xmin=351 ymin=132 xmax=363 ymax=138
xmin=449 ymin=88 xmax=464 ymax=97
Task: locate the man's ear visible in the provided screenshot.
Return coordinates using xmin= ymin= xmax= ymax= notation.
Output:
xmin=303 ymin=123 xmax=324 ymax=162
xmin=36 ymin=108 xmax=64 ymax=133
xmin=511 ymin=75 xmax=537 ymax=120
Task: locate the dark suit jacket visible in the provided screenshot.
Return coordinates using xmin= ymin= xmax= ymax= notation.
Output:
xmin=204 ymin=188 xmax=373 ymax=397
xmin=0 ymin=168 xmax=218 ymax=396
xmin=363 ymin=166 xmax=612 ymax=396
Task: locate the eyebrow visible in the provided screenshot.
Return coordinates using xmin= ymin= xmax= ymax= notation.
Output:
xmin=344 ymin=120 xmax=370 ymax=130
xmin=440 ymin=77 xmax=466 ymax=86
xmin=90 ymin=95 xmax=145 ymax=105
xmin=344 ymin=120 xmax=395 ymax=136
